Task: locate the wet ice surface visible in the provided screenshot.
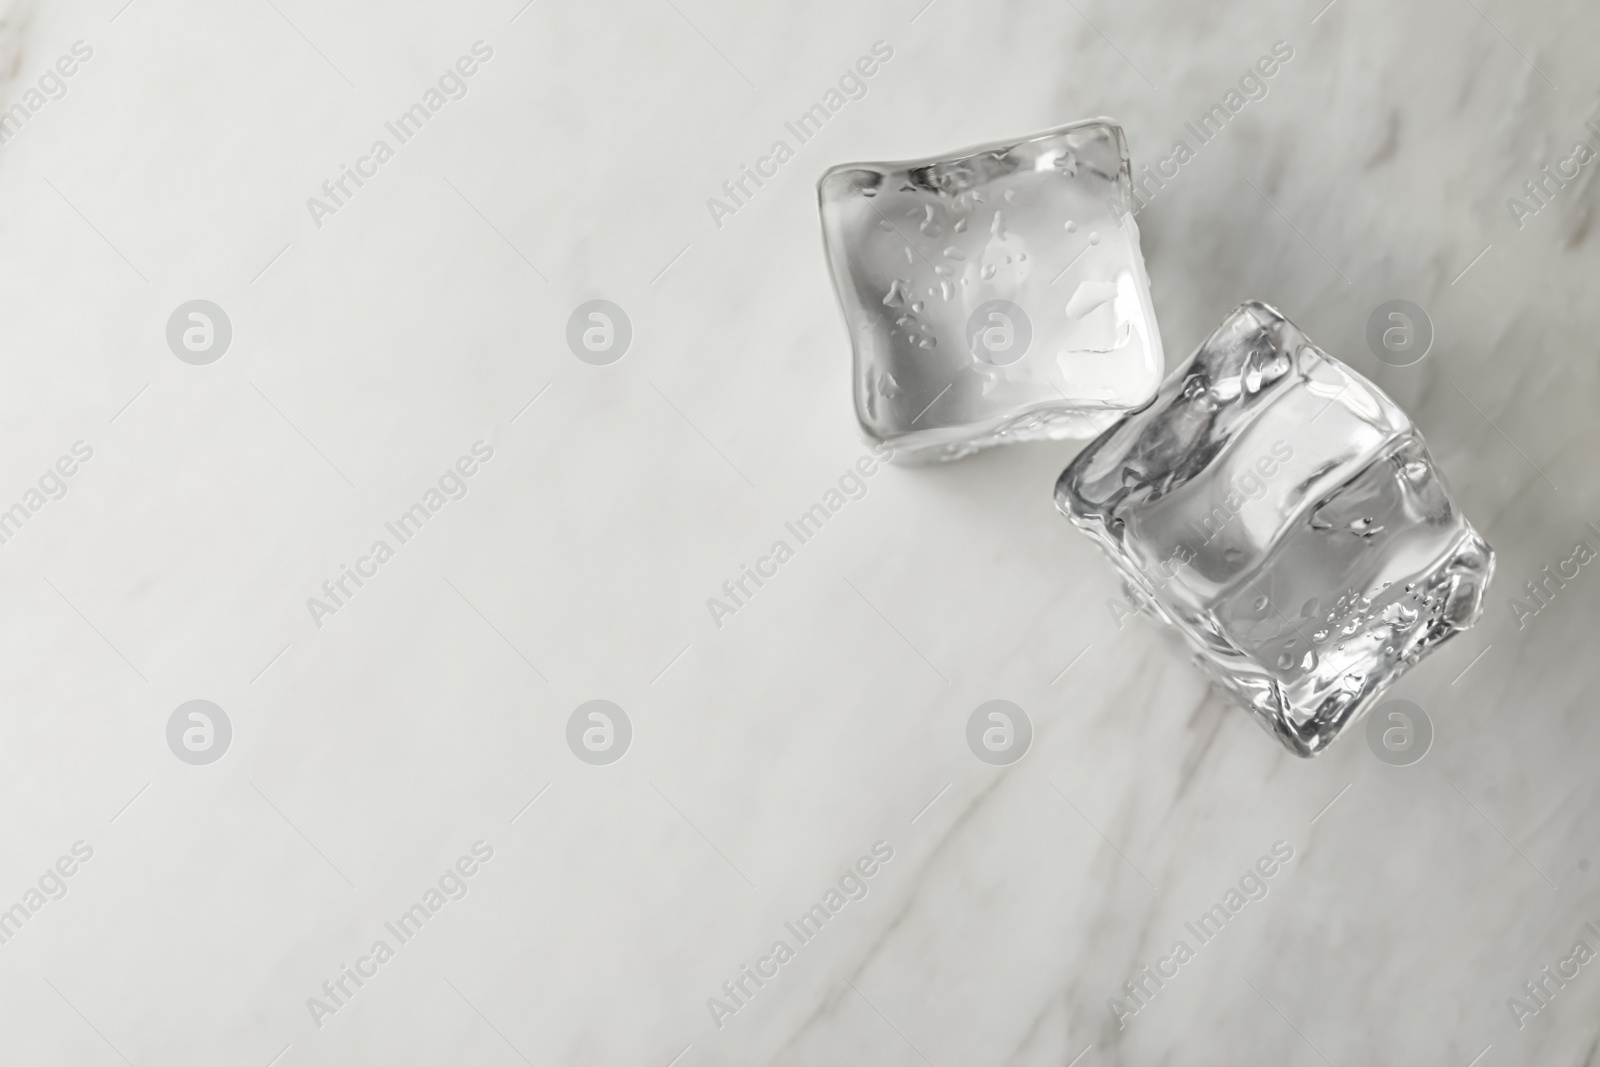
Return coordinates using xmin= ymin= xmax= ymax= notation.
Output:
xmin=1056 ymin=302 xmax=1495 ymax=756
xmin=818 ymin=119 xmax=1164 ymax=462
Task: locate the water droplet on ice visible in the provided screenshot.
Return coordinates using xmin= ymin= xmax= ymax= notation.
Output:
xmin=1381 ymin=602 xmax=1419 ymax=630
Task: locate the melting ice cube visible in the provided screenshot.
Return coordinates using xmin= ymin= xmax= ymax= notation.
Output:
xmin=1055 ymin=301 xmax=1495 ymax=756
xmin=817 ymin=118 xmax=1164 ymax=462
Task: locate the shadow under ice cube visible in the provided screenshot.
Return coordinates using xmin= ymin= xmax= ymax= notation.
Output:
xmin=818 ymin=118 xmax=1164 ymax=462
xmin=1056 ymin=301 xmax=1494 ymax=756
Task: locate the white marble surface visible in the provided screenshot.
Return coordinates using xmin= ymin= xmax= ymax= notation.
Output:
xmin=1 ymin=0 xmax=1598 ymax=1063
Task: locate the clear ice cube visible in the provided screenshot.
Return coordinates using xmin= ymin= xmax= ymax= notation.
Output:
xmin=818 ymin=118 xmax=1164 ymax=462
xmin=1056 ymin=302 xmax=1494 ymax=756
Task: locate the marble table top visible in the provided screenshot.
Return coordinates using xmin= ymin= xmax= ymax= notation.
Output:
xmin=0 ymin=0 xmax=1596 ymax=1063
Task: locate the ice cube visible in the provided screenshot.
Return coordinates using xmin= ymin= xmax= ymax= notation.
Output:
xmin=1055 ymin=301 xmax=1494 ymax=756
xmin=817 ymin=118 xmax=1164 ymax=462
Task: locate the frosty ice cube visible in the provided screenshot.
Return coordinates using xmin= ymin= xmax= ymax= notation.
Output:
xmin=1056 ymin=302 xmax=1494 ymax=756
xmin=818 ymin=119 xmax=1164 ymax=462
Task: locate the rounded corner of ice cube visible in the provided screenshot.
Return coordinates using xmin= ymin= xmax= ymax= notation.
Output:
xmin=817 ymin=164 xmax=881 ymax=208
xmin=1441 ymin=524 xmax=1497 ymax=630
xmin=1215 ymin=299 xmax=1285 ymax=336
xmin=1089 ymin=116 xmax=1130 ymax=149
xmin=1052 ymin=463 xmax=1084 ymax=520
